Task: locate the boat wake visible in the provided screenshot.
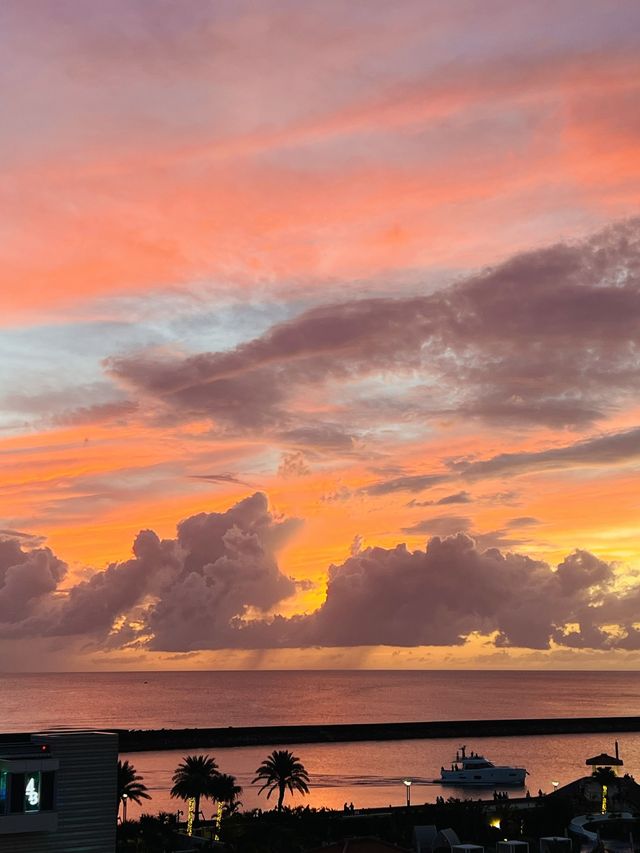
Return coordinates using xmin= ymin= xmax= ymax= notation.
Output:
xmin=299 ymin=774 xmax=438 ymax=789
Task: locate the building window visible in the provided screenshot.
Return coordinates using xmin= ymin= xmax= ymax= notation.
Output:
xmin=24 ymin=772 xmax=41 ymax=813
xmin=0 ymin=771 xmax=7 ymax=815
xmin=41 ymin=771 xmax=55 ymax=810
xmin=5 ymin=771 xmax=51 ymax=815
xmin=10 ymin=774 xmax=24 ymax=813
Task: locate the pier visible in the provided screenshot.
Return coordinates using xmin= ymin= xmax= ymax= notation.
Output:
xmin=110 ymin=715 xmax=640 ymax=752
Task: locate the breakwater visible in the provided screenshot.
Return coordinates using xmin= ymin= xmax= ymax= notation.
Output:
xmin=113 ymin=715 xmax=640 ymax=752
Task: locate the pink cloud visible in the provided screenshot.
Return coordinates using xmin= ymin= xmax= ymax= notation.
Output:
xmin=2 ymin=4 xmax=640 ymax=318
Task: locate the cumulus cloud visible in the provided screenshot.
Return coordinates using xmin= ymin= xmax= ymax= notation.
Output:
xmin=3 ymin=497 xmax=640 ymax=654
xmin=0 ymin=494 xmax=299 ymax=649
xmin=286 ymin=535 xmax=614 ymax=650
xmin=146 ymin=496 xmax=300 ymax=651
xmin=286 ymin=536 xmax=640 ymax=652
xmin=0 ymin=538 xmax=66 ymax=625
xmin=555 ymin=550 xmax=614 ymax=594
xmin=48 ymin=528 xmax=181 ymax=637
xmin=107 ymin=218 xmax=640 ymax=442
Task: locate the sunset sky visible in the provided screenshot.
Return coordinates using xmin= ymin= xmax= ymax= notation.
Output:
xmin=2 ymin=0 xmax=640 ymax=670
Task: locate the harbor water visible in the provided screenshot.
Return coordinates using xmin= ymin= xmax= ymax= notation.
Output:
xmin=2 ymin=669 xmax=639 ymax=816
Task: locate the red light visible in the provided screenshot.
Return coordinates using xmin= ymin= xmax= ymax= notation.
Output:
xmin=41 ymin=745 xmax=49 ymax=752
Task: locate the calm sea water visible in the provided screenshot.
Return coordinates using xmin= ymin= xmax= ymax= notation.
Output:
xmin=2 ymin=670 xmax=639 ymax=816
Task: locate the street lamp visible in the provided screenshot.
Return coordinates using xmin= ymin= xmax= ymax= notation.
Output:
xmin=121 ymin=793 xmax=128 ymax=822
xmin=552 ymin=781 xmax=559 ymax=793
xmin=403 ymin=778 xmax=412 ymax=807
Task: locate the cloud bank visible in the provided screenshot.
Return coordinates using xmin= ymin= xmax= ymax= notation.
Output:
xmin=0 ymin=494 xmax=299 ymax=651
xmin=2 ymin=495 xmax=639 ymax=654
xmin=108 ymin=219 xmax=640 ymax=447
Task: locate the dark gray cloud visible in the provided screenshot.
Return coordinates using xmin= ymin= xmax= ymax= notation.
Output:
xmin=285 ymin=535 xmax=640 ymax=652
xmin=3 ymin=384 xmax=126 ymax=416
xmin=0 ymin=538 xmax=66 ymax=625
xmin=456 ymin=395 xmax=605 ymax=429
xmin=402 ymin=516 xmax=531 ymax=550
xmin=146 ymin=494 xmax=300 ymax=651
xmin=140 ymin=494 xmax=300 ymax=650
xmin=55 ymin=400 xmax=138 ymax=426
xmin=107 ymin=218 xmax=640 ymax=440
xmin=402 ymin=516 xmax=472 ymax=536
xmin=436 ymin=491 xmax=472 ymax=505
xmin=470 ymin=528 xmax=533 ymax=551
xmin=555 ymin=549 xmax=614 ymax=594
xmin=189 ymin=473 xmax=250 ymax=486
xmin=406 ymin=491 xmax=472 ymax=507
xmin=278 ymin=451 xmax=310 ymax=478
xmin=481 ymin=491 xmax=521 ymax=506
xmin=392 ymin=423 xmax=640 ymax=494
xmin=3 ymin=497 xmax=640 ymax=654
xmin=0 ymin=529 xmax=46 ymax=546
xmin=452 ymin=425 xmax=640 ymax=480
xmin=607 ymin=628 xmax=640 ymax=651
xmin=0 ymin=494 xmax=299 ymax=649
xmin=506 ymin=516 xmax=540 ymax=528
xmin=279 ymin=535 xmax=622 ymax=651
xmin=279 ymin=425 xmax=357 ymax=451
xmin=371 ymin=423 xmax=640 ymax=499
xmin=320 ymin=486 xmax=353 ymax=503
xmin=362 ymin=474 xmax=449 ymax=496
xmin=48 ymin=528 xmax=182 ymax=637
xmin=107 ymin=294 xmax=435 ymax=436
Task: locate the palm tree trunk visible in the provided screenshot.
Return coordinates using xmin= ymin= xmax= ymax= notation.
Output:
xmin=278 ymin=782 xmax=285 ymax=812
xmin=194 ymin=793 xmax=200 ymax=826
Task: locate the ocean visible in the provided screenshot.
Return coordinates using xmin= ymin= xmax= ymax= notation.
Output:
xmin=2 ymin=670 xmax=639 ymax=816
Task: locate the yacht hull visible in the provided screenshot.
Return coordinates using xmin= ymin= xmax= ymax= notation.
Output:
xmin=440 ymin=768 xmax=527 ymax=786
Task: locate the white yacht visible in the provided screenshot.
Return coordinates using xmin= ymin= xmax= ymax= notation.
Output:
xmin=439 ymin=745 xmax=527 ymax=786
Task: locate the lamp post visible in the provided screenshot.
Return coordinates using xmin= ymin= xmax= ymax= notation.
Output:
xmin=121 ymin=793 xmax=128 ymax=822
xmin=403 ymin=779 xmax=412 ymax=807
xmin=552 ymin=781 xmax=559 ymax=793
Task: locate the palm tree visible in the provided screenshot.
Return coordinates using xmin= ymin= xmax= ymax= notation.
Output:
xmin=253 ymin=749 xmax=310 ymax=812
xmin=592 ymin=766 xmax=617 ymax=784
xmin=593 ymin=766 xmax=617 ymax=813
xmin=137 ymin=813 xmax=174 ymax=851
xmin=212 ymin=772 xmax=243 ymax=815
xmin=170 ymin=754 xmax=219 ymax=827
xmin=117 ymin=759 xmax=150 ymax=819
